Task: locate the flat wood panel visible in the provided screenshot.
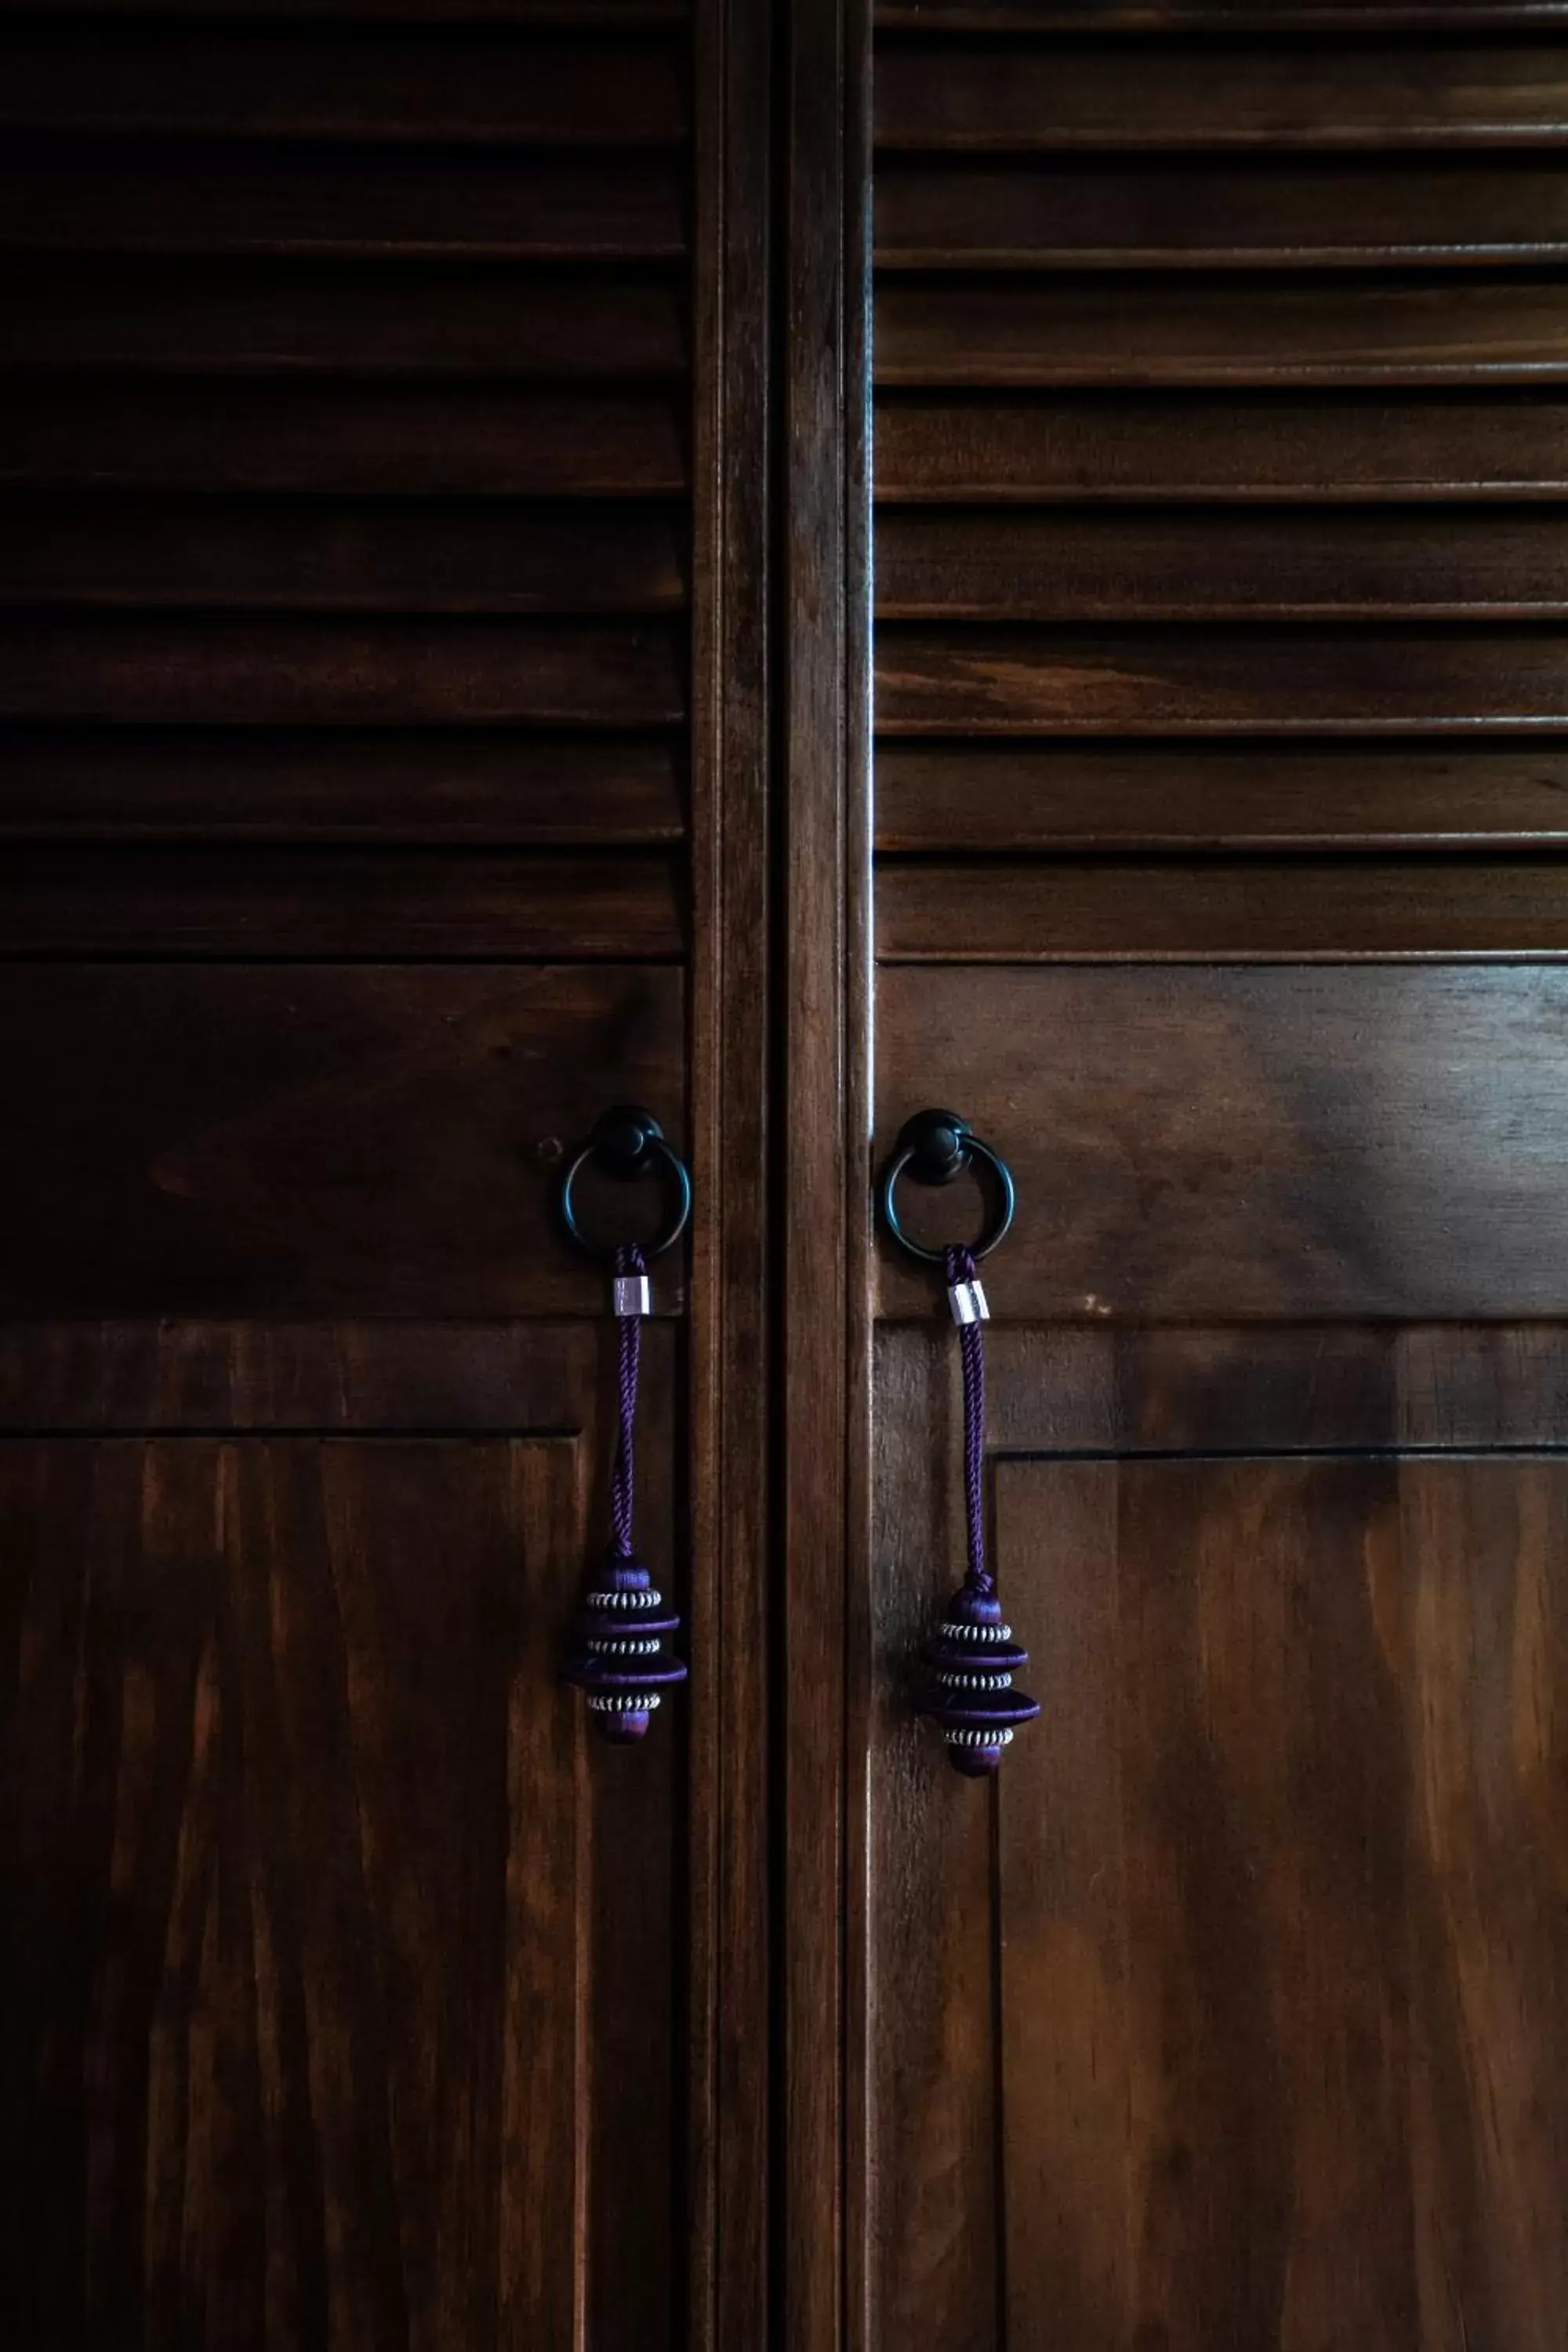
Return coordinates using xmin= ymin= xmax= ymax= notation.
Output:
xmin=877 ymin=38 xmax=1568 ymax=148
xmin=0 ymin=261 xmax=689 ymax=378
xmin=875 ymin=276 xmax=1568 ymax=387
xmin=0 ymin=143 xmax=687 ymax=259
xmin=993 ymin=1454 xmax=1568 ymax=2352
xmin=0 ymin=386 xmax=688 ymax=495
xmin=0 ymin=729 xmax=686 ymax=843
xmin=875 ymin=963 xmax=1568 ymax=1318
xmin=0 ymin=1432 xmax=678 ymax=2347
xmin=0 ymin=964 xmax=684 ymax=1316
xmin=873 ymin=394 xmax=1568 ymax=498
xmin=877 ymin=742 xmax=1568 ymax=849
xmin=877 ymin=509 xmax=1568 ymax=618
xmin=876 ymin=161 xmax=1568 ymax=267
xmin=866 ymin=1324 xmax=1000 ymax=2350
xmin=0 ymin=848 xmax=684 ymax=959
xmin=876 ymin=626 xmax=1568 ymax=732
xmin=0 ymin=499 xmax=688 ymax=615
xmin=0 ymin=26 xmax=687 ymax=142
xmin=0 ymin=619 xmax=687 ymax=727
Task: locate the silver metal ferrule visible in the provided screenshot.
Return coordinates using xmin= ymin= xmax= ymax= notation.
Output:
xmin=947 ymin=1278 xmax=989 ymax=1327
xmin=613 ymin=1273 xmax=653 ymax=1318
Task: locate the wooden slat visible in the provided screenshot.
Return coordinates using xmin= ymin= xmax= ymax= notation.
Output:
xmin=0 ymin=144 xmax=686 ymax=259
xmin=876 ymin=276 xmax=1568 ymax=387
xmin=877 ymin=38 xmax=1568 ymax=150
xmin=0 ymin=500 xmax=688 ymax=615
xmin=877 ymin=510 xmax=1568 ymax=619
xmin=875 ymin=962 xmax=1568 ymax=1319
xmin=875 ymin=4 xmax=1568 ymax=24
xmin=10 ymin=0 xmax=684 ymax=15
xmin=0 ymin=260 xmax=688 ymax=377
xmin=876 ymin=742 xmax=1568 ymax=850
xmin=0 ymin=27 xmax=687 ymax=143
xmin=879 ymin=856 xmax=1568 ymax=959
xmin=877 ymin=626 xmax=1568 ymax=732
xmin=0 ymin=385 xmax=687 ymax=495
xmin=0 ymin=729 xmax=685 ymax=843
xmin=0 ymin=848 xmax=683 ymax=958
xmin=876 ymin=162 xmax=1568 ymax=268
xmin=0 ymin=619 xmax=687 ymax=727
xmin=873 ymin=394 xmax=1568 ymax=497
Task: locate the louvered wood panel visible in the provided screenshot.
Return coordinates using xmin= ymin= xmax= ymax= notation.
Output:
xmin=1 ymin=10 xmax=693 ymax=863
xmin=873 ymin=14 xmax=1568 ymax=869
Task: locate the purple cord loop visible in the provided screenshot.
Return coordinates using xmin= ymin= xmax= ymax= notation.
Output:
xmin=608 ymin=1242 xmax=644 ymax=1559
xmin=945 ymin=1243 xmax=993 ymax=1598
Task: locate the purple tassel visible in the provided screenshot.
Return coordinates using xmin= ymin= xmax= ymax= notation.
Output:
xmin=916 ymin=1245 xmax=1039 ymax=1776
xmin=563 ymin=1244 xmax=688 ymax=1742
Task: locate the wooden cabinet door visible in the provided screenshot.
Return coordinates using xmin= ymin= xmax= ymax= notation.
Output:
xmin=0 ymin=5 xmax=772 ymax=2345
xmin=847 ymin=8 xmax=1568 ymax=2349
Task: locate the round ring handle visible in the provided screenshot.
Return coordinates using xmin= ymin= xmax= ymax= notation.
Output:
xmin=557 ymin=1105 xmax=691 ymax=1262
xmin=878 ymin=1109 xmax=1015 ymax=1268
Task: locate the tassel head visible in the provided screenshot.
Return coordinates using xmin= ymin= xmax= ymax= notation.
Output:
xmin=563 ymin=1548 xmax=688 ymax=1744
xmin=917 ymin=1582 xmax=1040 ymax=1777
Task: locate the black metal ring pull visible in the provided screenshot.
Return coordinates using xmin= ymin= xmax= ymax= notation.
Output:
xmin=557 ymin=1105 xmax=692 ymax=1262
xmin=878 ymin=1108 xmax=1016 ymax=1268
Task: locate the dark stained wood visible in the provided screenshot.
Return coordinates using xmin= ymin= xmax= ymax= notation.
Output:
xmin=0 ymin=964 xmax=684 ymax=1316
xmin=876 ymin=963 xmax=1568 ymax=1319
xmin=876 ymin=741 xmax=1568 ymax=850
xmin=877 ymin=1320 xmax=1568 ymax=1463
xmin=865 ymin=1321 xmax=1000 ymax=2350
xmin=0 ymin=618 xmax=688 ymax=727
xmin=0 ymin=499 xmax=688 ymax=615
xmin=0 ymin=143 xmax=687 ymax=259
xmin=20 ymin=1316 xmax=1568 ymax=1447
xmin=14 ymin=0 xmax=685 ymax=15
xmin=875 ymin=2 xmax=1568 ymax=24
xmin=0 ymin=1436 xmax=593 ymax=2343
xmin=877 ymin=509 xmax=1568 ymax=619
xmin=876 ymin=161 xmax=1568 ymax=269
xmin=0 ymin=1319 xmax=677 ymax=1432
xmin=875 ymin=276 xmax=1568 ymax=387
xmin=0 ymin=26 xmax=688 ymax=143
xmin=873 ymin=394 xmax=1568 ymax=498
xmin=0 ymin=848 xmax=684 ymax=960
xmin=877 ymin=38 xmax=1568 ymax=149
xmin=0 ymin=260 xmax=689 ymax=378
xmin=879 ymin=855 xmax=1568 ymax=959
xmin=993 ymin=1452 xmax=1568 ymax=2351
xmin=686 ymin=0 xmax=775 ymax=2339
xmin=0 ymin=729 xmax=686 ymax=844
xmin=0 ymin=385 xmax=688 ymax=495
xmin=782 ymin=0 xmax=874 ymax=2347
xmin=876 ymin=625 xmax=1568 ymax=732
xmin=0 ymin=3 xmax=717 ymax=2340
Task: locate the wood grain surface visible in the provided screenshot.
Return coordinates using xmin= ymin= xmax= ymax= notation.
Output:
xmin=877 ymin=962 xmax=1568 ymax=1319
xmin=0 ymin=964 xmax=684 ymax=1316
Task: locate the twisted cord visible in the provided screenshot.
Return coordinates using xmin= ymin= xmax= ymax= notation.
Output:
xmin=608 ymin=1243 xmax=645 ymax=1558
xmin=945 ymin=1243 xmax=993 ymax=1596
